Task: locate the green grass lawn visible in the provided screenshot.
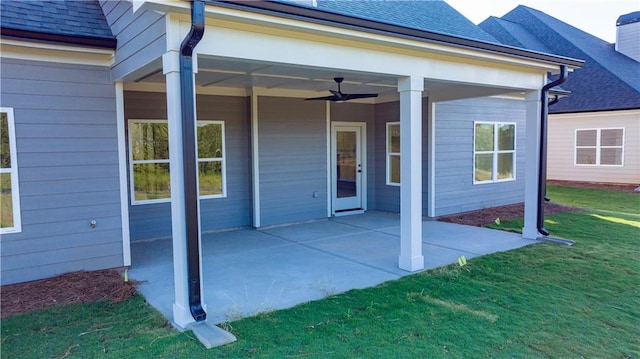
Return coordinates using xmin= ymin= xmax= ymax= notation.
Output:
xmin=2 ymin=186 xmax=639 ymax=358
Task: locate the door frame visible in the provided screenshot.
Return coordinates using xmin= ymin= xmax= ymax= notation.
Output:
xmin=330 ymin=121 xmax=367 ymax=215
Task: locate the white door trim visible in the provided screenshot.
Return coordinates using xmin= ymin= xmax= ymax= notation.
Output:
xmin=330 ymin=121 xmax=367 ymax=215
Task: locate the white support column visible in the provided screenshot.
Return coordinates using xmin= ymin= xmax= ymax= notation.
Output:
xmin=164 ymin=50 xmax=192 ymax=329
xmin=523 ymin=90 xmax=542 ymax=239
xmin=398 ymin=76 xmax=425 ymax=272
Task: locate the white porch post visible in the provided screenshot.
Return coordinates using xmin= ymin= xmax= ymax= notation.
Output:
xmin=163 ymin=50 xmax=193 ymax=328
xmin=523 ymin=90 xmax=543 ymax=239
xmin=398 ymin=76 xmax=425 ymax=272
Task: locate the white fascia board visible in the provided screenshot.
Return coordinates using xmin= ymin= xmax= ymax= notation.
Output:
xmin=133 ymin=0 xmax=190 ymax=14
xmin=0 ymin=39 xmax=113 ymax=66
xmin=200 ymin=5 xmax=565 ymax=74
xmin=191 ymin=22 xmax=548 ymax=91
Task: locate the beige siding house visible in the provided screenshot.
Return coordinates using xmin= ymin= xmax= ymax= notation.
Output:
xmin=481 ymin=8 xmax=640 ymax=185
xmin=548 ymin=110 xmax=640 ymax=184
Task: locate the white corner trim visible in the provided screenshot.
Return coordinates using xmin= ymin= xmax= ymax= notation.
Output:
xmin=251 ymin=90 xmax=261 ymax=227
xmin=115 ymin=82 xmax=132 ymax=266
xmin=0 ymin=40 xmax=113 ymax=66
xmin=428 ymin=100 xmax=436 ymax=217
xmin=326 ymin=101 xmax=332 ymax=217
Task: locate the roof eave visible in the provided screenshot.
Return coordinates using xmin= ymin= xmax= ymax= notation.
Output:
xmin=0 ymin=27 xmax=117 ymax=50
xmin=208 ymin=0 xmax=584 ymax=69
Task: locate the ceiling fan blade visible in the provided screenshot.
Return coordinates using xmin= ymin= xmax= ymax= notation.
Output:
xmin=342 ymin=93 xmax=379 ymax=101
xmin=304 ymin=95 xmax=338 ymax=101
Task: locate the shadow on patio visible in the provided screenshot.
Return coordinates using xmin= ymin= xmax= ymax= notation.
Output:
xmin=128 ymin=211 xmax=533 ymax=325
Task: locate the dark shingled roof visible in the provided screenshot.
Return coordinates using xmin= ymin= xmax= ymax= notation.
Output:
xmin=479 ymin=6 xmax=640 ymax=113
xmin=310 ymin=0 xmax=497 ymax=43
xmin=0 ymin=0 xmax=115 ymax=49
xmin=617 ymin=11 xmax=640 ymax=26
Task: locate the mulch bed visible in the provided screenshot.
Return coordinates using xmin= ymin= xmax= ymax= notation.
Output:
xmin=438 ymin=202 xmax=580 ymax=227
xmin=1 ymin=269 xmax=137 ymax=319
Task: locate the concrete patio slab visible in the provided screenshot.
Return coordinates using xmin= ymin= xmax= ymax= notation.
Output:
xmin=128 ymin=211 xmax=535 ymax=327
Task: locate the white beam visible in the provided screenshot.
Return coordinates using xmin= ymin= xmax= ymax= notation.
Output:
xmin=398 ymin=76 xmax=424 ymax=272
xmin=523 ymin=90 xmax=542 ymax=239
xmin=164 ymin=50 xmax=193 ymax=329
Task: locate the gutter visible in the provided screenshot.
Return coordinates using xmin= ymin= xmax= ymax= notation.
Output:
xmin=0 ymin=28 xmax=117 ymax=49
xmin=537 ymin=66 xmax=568 ymax=236
xmin=180 ymin=0 xmax=206 ymax=322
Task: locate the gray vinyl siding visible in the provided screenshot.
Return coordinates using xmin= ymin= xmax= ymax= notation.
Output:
xmin=258 ymin=97 xmax=327 ymax=226
xmin=0 ymin=58 xmax=122 ymax=285
xmin=329 ymin=102 xmax=376 ymax=208
xmin=99 ymin=0 xmax=166 ymax=81
xmin=433 ymin=97 xmax=526 ymax=216
xmin=124 ymin=91 xmax=251 ymax=241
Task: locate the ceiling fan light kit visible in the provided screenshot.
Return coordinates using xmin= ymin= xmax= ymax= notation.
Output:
xmin=305 ymin=77 xmax=379 ymax=102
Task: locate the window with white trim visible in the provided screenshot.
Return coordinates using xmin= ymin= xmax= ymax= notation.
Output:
xmin=575 ymin=128 xmax=624 ymax=166
xmin=386 ymin=122 xmax=400 ymax=186
xmin=474 ymin=122 xmax=516 ymax=184
xmin=1 ymin=108 xmax=22 ymax=233
xmin=128 ymin=119 xmax=226 ymax=205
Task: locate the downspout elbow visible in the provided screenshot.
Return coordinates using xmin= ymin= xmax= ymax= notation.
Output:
xmin=537 ymin=65 xmax=568 ymax=237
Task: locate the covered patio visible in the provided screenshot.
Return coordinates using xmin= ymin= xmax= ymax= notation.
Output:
xmin=129 ymin=211 xmax=533 ymax=325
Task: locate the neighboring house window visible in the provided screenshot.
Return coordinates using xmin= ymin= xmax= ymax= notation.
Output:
xmin=386 ymin=122 xmax=400 ymax=185
xmin=474 ymin=122 xmax=516 ymax=184
xmin=128 ymin=119 xmax=226 ymax=205
xmin=575 ymin=128 xmax=624 ymax=166
xmin=1 ymin=108 xmax=22 ymax=233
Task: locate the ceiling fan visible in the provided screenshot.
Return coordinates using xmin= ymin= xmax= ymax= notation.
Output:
xmin=305 ymin=77 xmax=379 ymax=102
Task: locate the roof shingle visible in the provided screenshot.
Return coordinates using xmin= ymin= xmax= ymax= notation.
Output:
xmin=479 ymin=6 xmax=640 ymax=113
xmin=0 ymin=0 xmax=115 ymax=47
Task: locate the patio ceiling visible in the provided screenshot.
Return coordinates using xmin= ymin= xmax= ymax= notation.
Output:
xmin=128 ymin=56 xmax=522 ymax=102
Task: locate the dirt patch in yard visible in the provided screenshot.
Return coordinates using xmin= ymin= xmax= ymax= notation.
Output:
xmin=1 ymin=269 xmax=137 ymax=319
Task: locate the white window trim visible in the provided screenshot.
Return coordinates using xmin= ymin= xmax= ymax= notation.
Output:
xmin=128 ymin=119 xmax=227 ymax=205
xmin=1 ymin=107 xmax=22 ymax=234
xmin=197 ymin=120 xmax=227 ymax=200
xmin=386 ymin=121 xmax=400 ymax=186
xmin=574 ymin=127 xmax=625 ymax=167
xmin=473 ymin=121 xmax=517 ymax=185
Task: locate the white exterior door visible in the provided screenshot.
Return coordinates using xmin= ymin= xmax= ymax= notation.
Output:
xmin=331 ymin=123 xmax=365 ymax=213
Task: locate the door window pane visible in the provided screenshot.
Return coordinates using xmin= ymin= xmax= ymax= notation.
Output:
xmin=337 ymin=131 xmax=357 ymax=198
